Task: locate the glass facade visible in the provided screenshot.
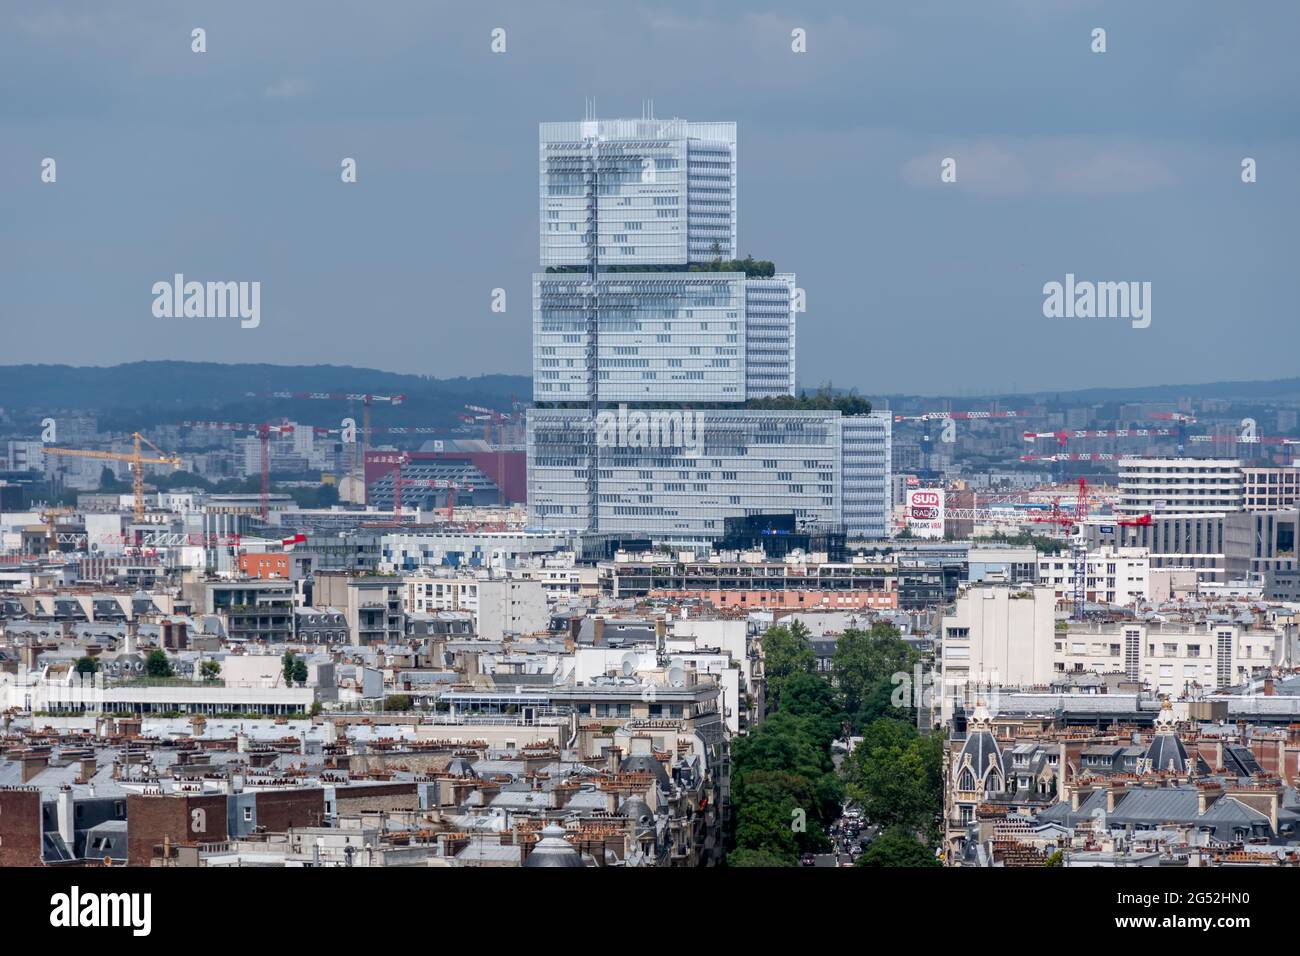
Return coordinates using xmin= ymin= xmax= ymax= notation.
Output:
xmin=528 ymin=407 xmax=842 ymax=541
xmin=534 ymin=272 xmax=796 ymax=404
xmin=526 ymin=114 xmax=888 ymax=540
xmin=539 ymin=119 xmax=736 ymax=268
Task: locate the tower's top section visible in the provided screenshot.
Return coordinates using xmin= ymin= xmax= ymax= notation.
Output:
xmin=539 ymin=114 xmax=737 ymax=268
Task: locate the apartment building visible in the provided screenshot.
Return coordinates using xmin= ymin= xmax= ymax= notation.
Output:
xmin=1036 ymin=546 xmax=1150 ymax=608
xmin=401 ymin=574 xmax=549 ymax=638
xmin=1085 ymin=510 xmax=1299 ymax=581
xmin=312 ymin=573 xmax=405 ymax=646
xmin=1117 ymin=457 xmax=1243 ymax=515
xmin=1243 ymin=466 xmax=1300 ymax=512
xmin=599 ymin=549 xmax=897 ymax=610
xmin=937 ymin=586 xmax=1058 ymax=722
xmin=1055 ymin=621 xmax=1296 ymax=695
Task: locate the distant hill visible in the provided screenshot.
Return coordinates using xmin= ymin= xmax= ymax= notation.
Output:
xmin=3 ymin=363 xmax=1298 ymax=431
xmin=0 ymin=362 xmax=531 ymax=432
xmin=863 ymin=377 xmax=1300 ymax=408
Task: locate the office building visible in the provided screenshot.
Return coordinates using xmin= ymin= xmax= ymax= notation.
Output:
xmin=1243 ymin=466 xmax=1300 ymax=512
xmin=1117 ymin=457 xmax=1243 ymax=515
xmin=539 ymin=117 xmax=736 ymax=268
xmin=526 ymin=111 xmax=889 ymax=541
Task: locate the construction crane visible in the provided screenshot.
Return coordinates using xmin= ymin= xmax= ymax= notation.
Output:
xmin=889 ymin=408 xmax=1029 ymax=421
xmin=244 ymin=392 xmax=406 ymax=498
xmin=463 ymin=403 xmax=523 ymax=506
xmin=180 ymin=420 xmax=293 ymax=521
xmin=1020 ymin=452 xmax=1121 ymax=463
xmin=37 ymin=506 xmax=75 ymax=556
xmin=1023 ymin=428 xmax=1174 ymax=447
xmin=1188 ymin=433 xmax=1300 ymax=447
xmin=306 ymin=425 xmax=447 ymax=436
xmin=1119 ymin=513 xmax=1152 ymax=527
xmin=1031 ymin=476 xmax=1090 ymax=620
xmin=44 ymin=433 xmax=182 ymax=521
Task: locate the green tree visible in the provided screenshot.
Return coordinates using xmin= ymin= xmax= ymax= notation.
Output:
xmin=292 ymin=659 xmax=308 ymax=685
xmin=780 ymin=671 xmax=847 ymax=746
xmin=75 ymin=656 xmax=99 ymax=675
xmin=726 ymin=848 xmax=791 ymax=868
xmin=385 ymin=694 xmax=413 ymax=712
xmin=831 ymin=623 xmax=917 ymax=728
xmin=855 ymin=826 xmax=939 ymax=867
xmin=1045 ymin=849 xmax=1064 ymax=867
xmin=843 ymin=718 xmax=943 ymax=840
xmin=145 ymin=649 xmax=173 ymax=678
xmin=282 ymin=651 xmax=296 ymax=684
xmin=761 ymin=620 xmax=815 ymax=714
xmin=199 ymin=659 xmax=221 ymax=681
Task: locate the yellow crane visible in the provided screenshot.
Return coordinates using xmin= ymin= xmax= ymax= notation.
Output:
xmin=44 ymin=432 xmax=182 ymax=521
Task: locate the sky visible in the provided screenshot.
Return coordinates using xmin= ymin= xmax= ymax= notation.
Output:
xmin=1 ymin=0 xmax=1296 ymax=396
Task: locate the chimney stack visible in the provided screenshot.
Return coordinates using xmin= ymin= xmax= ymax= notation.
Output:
xmin=56 ymin=786 xmax=75 ymax=848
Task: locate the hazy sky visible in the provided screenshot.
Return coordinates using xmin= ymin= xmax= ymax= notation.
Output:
xmin=2 ymin=0 xmax=1296 ymax=395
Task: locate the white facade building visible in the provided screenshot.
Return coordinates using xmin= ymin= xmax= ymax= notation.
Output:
xmin=526 ymin=113 xmax=887 ymax=540
xmin=1056 ymin=621 xmax=1295 ymax=695
xmin=1036 ymin=546 xmax=1151 ymax=607
xmin=539 ymin=117 xmax=736 ymax=268
xmin=1117 ymin=458 xmax=1244 ymax=515
xmin=937 ymin=586 xmax=1058 ymax=722
xmin=531 ymin=271 xmax=797 ymax=404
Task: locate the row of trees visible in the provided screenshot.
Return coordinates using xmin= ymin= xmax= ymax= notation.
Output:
xmin=747 ymin=387 xmax=872 ymax=417
xmin=727 ymin=620 xmax=942 ymax=866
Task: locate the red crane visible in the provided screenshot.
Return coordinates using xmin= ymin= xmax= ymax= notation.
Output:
xmin=1020 ymin=453 xmax=1121 ymax=463
xmin=894 ymin=409 xmax=1032 ymax=423
xmin=463 ymin=404 xmax=522 ymax=506
xmin=180 ymin=420 xmax=293 ymax=521
xmin=1023 ymin=428 xmax=1174 ymax=447
xmin=1031 ymin=477 xmax=1090 ymax=619
xmin=1119 ymin=513 xmax=1152 ymax=527
xmin=244 ymin=391 xmax=406 ymax=500
xmin=1188 ymin=433 xmax=1300 ymax=447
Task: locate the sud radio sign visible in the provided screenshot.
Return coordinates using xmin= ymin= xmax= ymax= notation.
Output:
xmin=906 ymin=488 xmax=945 ymax=539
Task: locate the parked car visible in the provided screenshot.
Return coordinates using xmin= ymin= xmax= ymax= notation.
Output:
xmin=800 ymin=853 xmax=816 ymax=866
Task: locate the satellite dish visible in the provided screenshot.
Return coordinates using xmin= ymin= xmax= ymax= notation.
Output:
xmin=667 ymin=665 xmax=686 ymax=689
xmin=620 ymin=652 xmax=637 ymax=678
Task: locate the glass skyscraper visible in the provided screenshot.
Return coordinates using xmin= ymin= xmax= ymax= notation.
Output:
xmin=527 ymin=112 xmax=889 ymax=542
